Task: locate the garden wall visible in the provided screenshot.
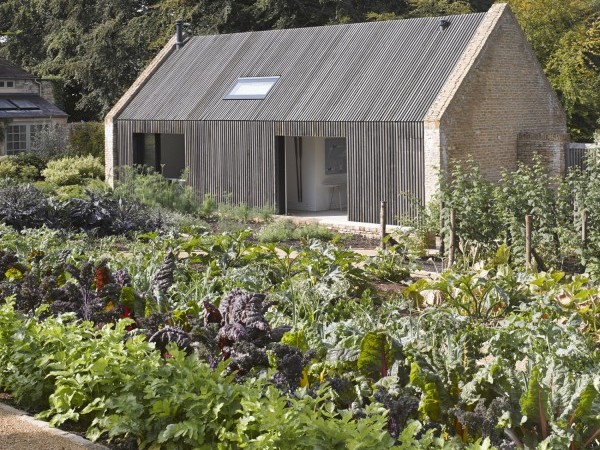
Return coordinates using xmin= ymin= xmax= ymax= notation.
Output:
xmin=517 ymin=132 xmax=568 ymax=177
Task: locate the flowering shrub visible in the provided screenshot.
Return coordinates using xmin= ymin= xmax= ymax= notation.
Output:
xmin=42 ymin=155 xmax=104 ymax=185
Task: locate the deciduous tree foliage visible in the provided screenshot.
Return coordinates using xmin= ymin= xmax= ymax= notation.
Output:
xmin=0 ymin=0 xmax=163 ymax=120
xmin=0 ymin=0 xmax=597 ymax=139
xmin=506 ymin=0 xmax=600 ymax=141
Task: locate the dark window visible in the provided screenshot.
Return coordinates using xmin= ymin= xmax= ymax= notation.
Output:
xmin=325 ymin=138 xmax=347 ymax=175
xmin=7 ymin=125 xmax=27 ymax=155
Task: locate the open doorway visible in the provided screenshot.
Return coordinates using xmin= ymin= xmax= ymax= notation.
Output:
xmin=133 ymin=133 xmax=185 ymax=179
xmin=275 ymin=136 xmax=347 ymax=216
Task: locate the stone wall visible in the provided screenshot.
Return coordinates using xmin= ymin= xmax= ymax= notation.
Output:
xmin=423 ymin=4 xmax=567 ymax=201
xmin=40 ymin=80 xmax=56 ymax=104
xmin=1 ymin=79 xmax=57 ymax=105
xmin=440 ymin=7 xmax=566 ymax=179
xmin=12 ymin=79 xmax=38 ymax=94
xmin=517 ymin=132 xmax=569 ymax=177
xmin=0 ymin=117 xmax=68 ymax=156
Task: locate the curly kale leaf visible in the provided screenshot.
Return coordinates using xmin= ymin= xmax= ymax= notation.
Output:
xmin=452 ymin=398 xmax=512 ymax=446
xmin=374 ymin=388 xmax=420 ymax=439
xmin=268 ymin=343 xmax=315 ymax=392
xmin=228 ymin=340 xmax=269 ymax=376
xmin=149 ymin=326 xmax=193 ymax=355
xmin=219 ymin=289 xmax=271 ymax=333
xmin=218 ymin=323 xmax=250 ymax=358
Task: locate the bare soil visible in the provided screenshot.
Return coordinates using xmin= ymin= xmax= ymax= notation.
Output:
xmin=0 ymin=403 xmax=105 ymax=450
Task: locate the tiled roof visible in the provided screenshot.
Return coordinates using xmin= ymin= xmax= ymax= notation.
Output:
xmin=0 ymin=58 xmax=37 ymax=79
xmin=0 ymin=94 xmax=68 ymax=119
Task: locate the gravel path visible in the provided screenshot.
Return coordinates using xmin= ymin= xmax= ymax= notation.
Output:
xmin=0 ymin=404 xmax=108 ymax=450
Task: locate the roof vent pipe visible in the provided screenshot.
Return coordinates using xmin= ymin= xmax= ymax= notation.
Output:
xmin=439 ymin=19 xmax=450 ymax=31
xmin=175 ymin=19 xmax=184 ymax=49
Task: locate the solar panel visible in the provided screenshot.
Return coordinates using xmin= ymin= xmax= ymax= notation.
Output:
xmin=11 ymin=99 xmax=40 ymax=110
xmin=0 ymin=99 xmax=17 ymax=110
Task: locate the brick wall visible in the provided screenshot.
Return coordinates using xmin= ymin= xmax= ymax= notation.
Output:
xmin=104 ymin=122 xmax=116 ymax=186
xmin=423 ymin=4 xmax=567 ymax=202
xmin=517 ymin=132 xmax=568 ymax=177
xmin=440 ymin=6 xmax=566 ymax=179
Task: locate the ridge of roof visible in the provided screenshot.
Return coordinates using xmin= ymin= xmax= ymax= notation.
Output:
xmin=424 ymin=3 xmax=508 ymax=125
xmin=199 ymin=10 xmax=488 ymax=39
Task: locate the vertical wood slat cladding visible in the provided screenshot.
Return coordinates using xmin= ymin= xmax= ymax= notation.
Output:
xmin=346 ymin=122 xmax=424 ymax=223
xmin=275 ymin=122 xmax=346 ymax=137
xmin=196 ymin=121 xmax=275 ymax=206
xmin=117 ymin=119 xmax=424 ymax=224
xmin=118 ymin=120 xmax=275 ymax=208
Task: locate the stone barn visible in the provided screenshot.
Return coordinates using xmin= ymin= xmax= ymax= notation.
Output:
xmin=105 ymin=3 xmax=567 ymax=224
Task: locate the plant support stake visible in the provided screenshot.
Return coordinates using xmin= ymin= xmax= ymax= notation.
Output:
xmin=380 ymin=200 xmax=387 ymax=249
xmin=448 ymin=208 xmax=456 ymax=267
xmin=525 ymin=214 xmax=532 ymax=270
xmin=582 ymin=209 xmax=588 ymax=250
xmin=439 ymin=201 xmax=445 ymax=257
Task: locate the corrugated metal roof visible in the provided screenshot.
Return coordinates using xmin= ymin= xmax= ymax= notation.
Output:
xmin=0 ymin=94 xmax=68 ymax=119
xmin=0 ymin=59 xmax=37 ymax=79
xmin=119 ymin=12 xmax=486 ymax=122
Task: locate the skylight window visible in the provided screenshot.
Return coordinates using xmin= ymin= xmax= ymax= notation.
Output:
xmin=0 ymin=99 xmax=16 ymax=110
xmin=0 ymin=99 xmax=40 ymax=111
xmin=224 ymin=76 xmax=280 ymax=100
xmin=11 ymin=99 xmax=39 ymax=110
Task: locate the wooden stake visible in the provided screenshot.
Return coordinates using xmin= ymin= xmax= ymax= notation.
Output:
xmin=439 ymin=201 xmax=445 ymax=257
xmin=380 ymin=201 xmax=387 ymax=249
xmin=525 ymin=214 xmax=533 ymax=270
xmin=448 ymin=208 xmax=456 ymax=267
xmin=582 ymin=209 xmax=588 ymax=250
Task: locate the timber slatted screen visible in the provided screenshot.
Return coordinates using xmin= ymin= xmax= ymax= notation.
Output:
xmin=347 ymin=122 xmax=424 ymax=224
xmin=566 ymin=145 xmax=599 ymax=171
xmin=274 ymin=122 xmax=345 ymax=137
xmin=117 ymin=119 xmax=425 ymax=223
xmin=566 ymin=146 xmax=587 ymax=170
xmin=194 ymin=121 xmax=276 ymax=207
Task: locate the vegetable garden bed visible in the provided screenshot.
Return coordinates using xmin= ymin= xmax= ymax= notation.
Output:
xmin=0 ymin=176 xmax=598 ymax=449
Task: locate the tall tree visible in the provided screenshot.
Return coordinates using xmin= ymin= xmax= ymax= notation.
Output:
xmin=506 ymin=0 xmax=600 ymax=141
xmin=405 ymin=0 xmax=471 ymax=17
xmin=0 ymin=0 xmax=160 ymax=120
xmin=545 ymin=12 xmax=600 ymax=141
xmin=1 ymin=0 xmax=598 ymax=139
